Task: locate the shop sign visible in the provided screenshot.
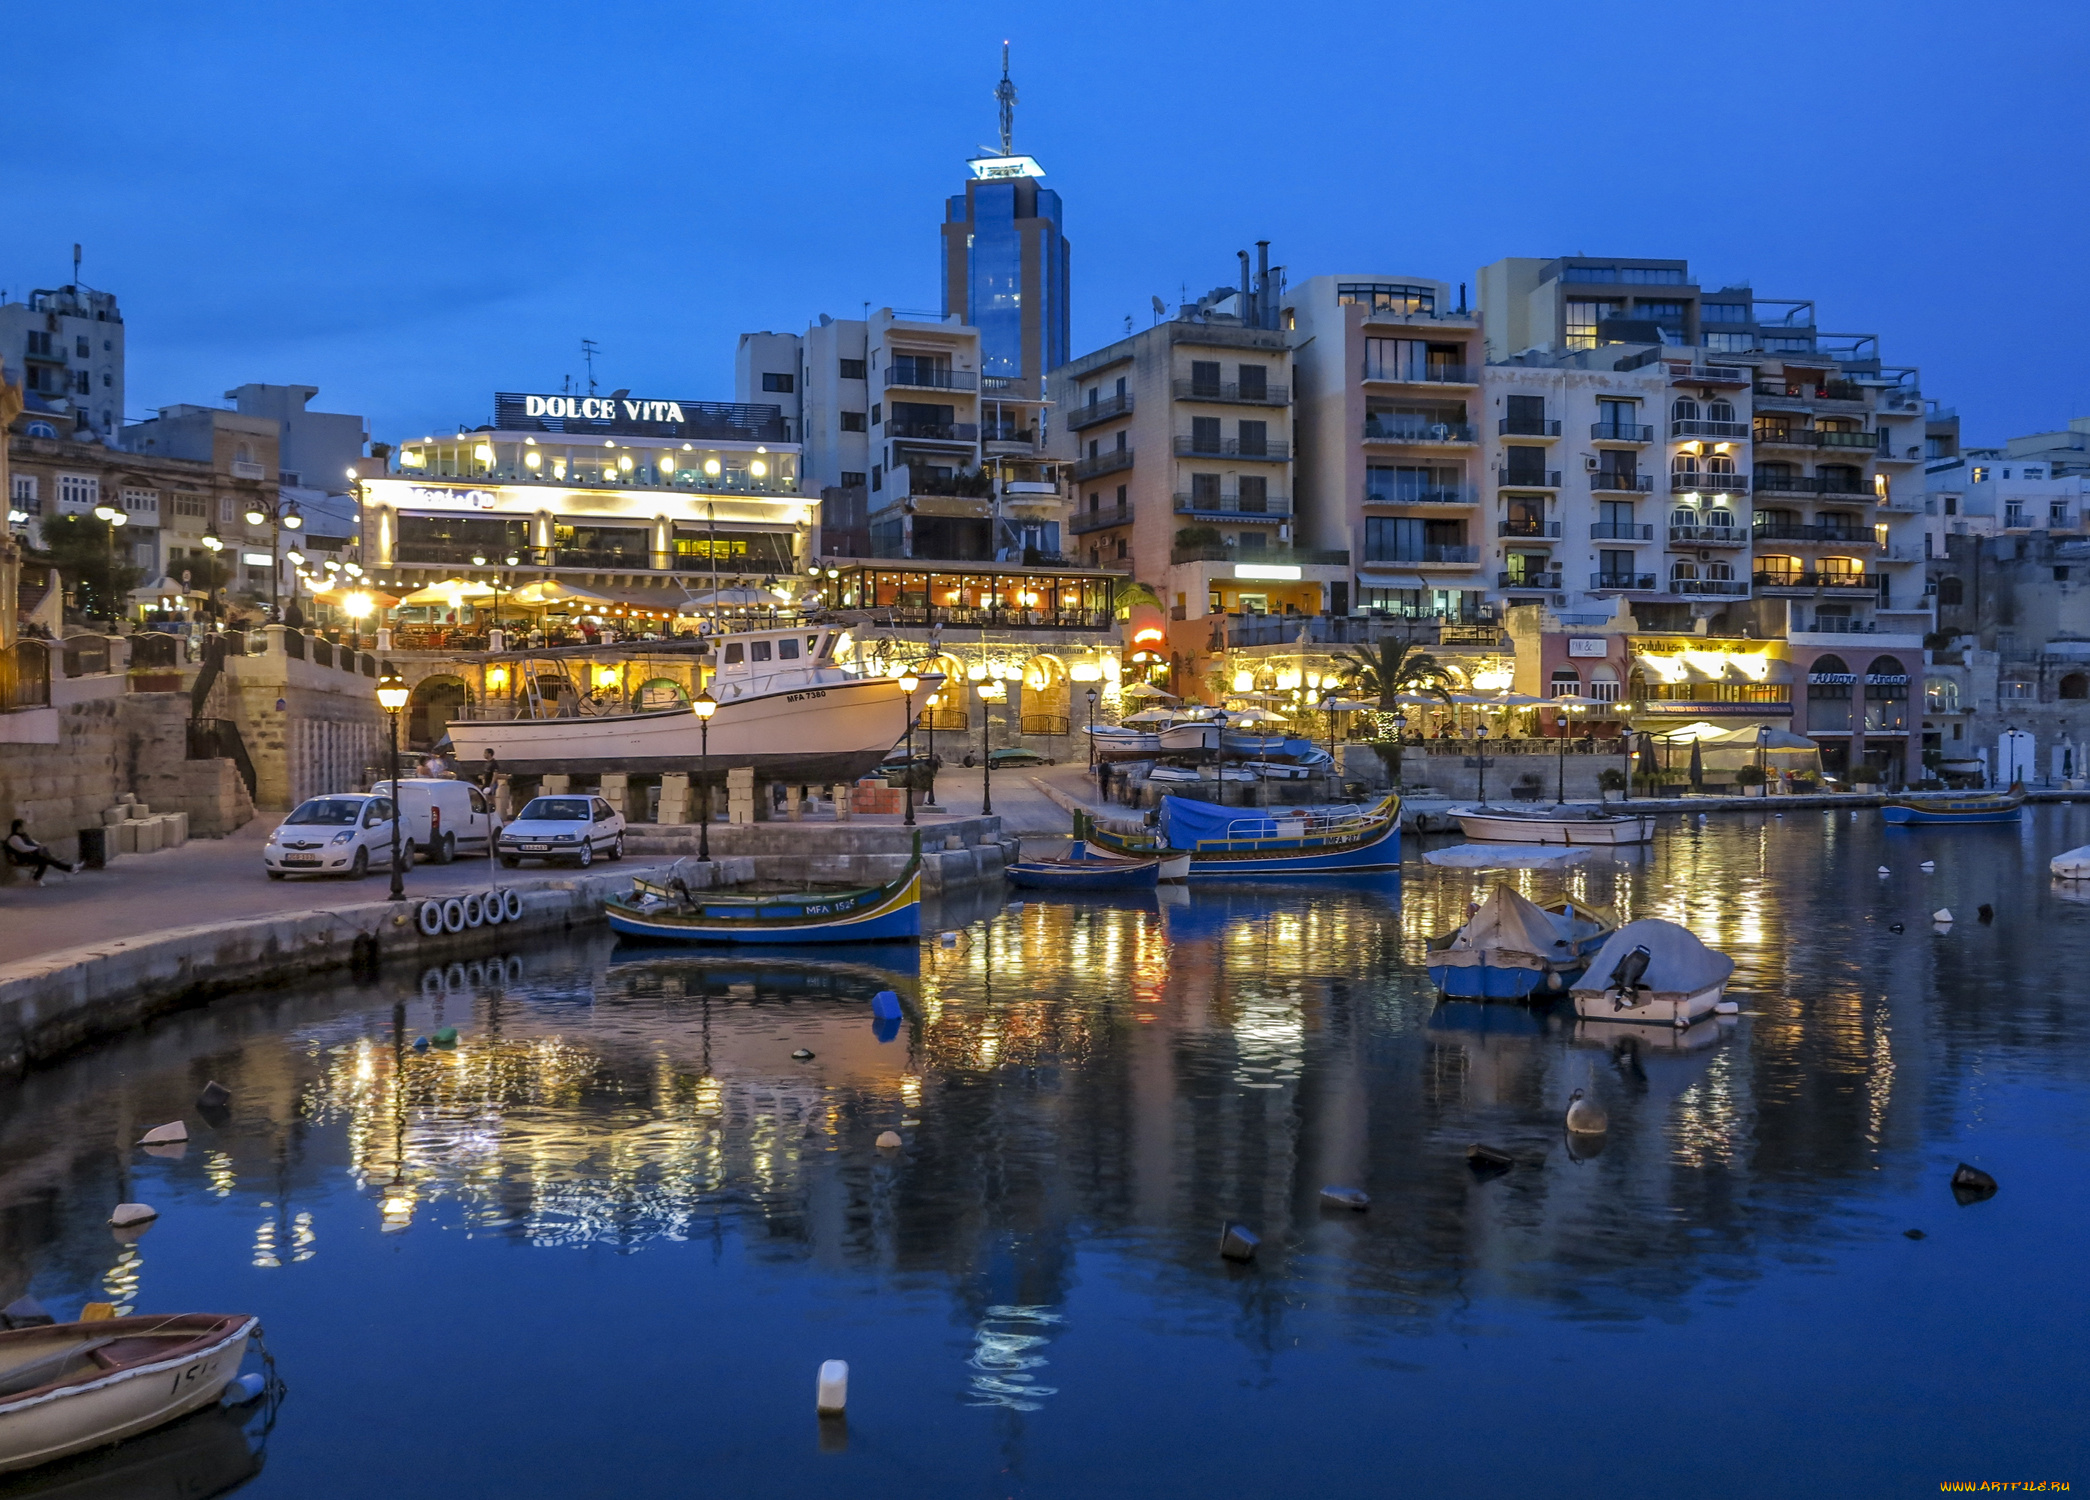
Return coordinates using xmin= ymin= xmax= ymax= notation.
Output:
xmin=520 ymin=395 xmax=689 ymax=424
xmin=401 ymin=486 xmax=501 ymax=510
xmin=1810 ymin=671 xmax=1858 ymax=685
xmin=1235 ymin=564 xmax=1302 ymax=581
xmin=1865 ymin=673 xmax=1909 ymax=686
xmin=1567 ymin=637 xmax=1608 ymax=658
xmin=968 ymin=154 xmax=1045 ymax=180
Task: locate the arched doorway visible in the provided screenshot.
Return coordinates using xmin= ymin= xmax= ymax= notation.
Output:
xmin=1019 ymin=654 xmax=1071 ymax=736
xmin=1864 ymin=655 xmax=1910 ymax=733
xmin=919 ymin=653 xmax=969 ymax=733
xmin=409 ymin=674 xmax=470 ymax=749
xmin=2061 ymin=673 xmax=2088 ymax=701
xmin=1807 ymin=654 xmax=1853 ymax=739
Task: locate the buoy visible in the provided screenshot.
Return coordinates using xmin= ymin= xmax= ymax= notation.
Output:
xmin=1933 ymin=908 xmax=1953 ymax=924
xmin=108 ymin=1203 xmax=158 ymax=1228
xmin=1467 ymin=1143 xmax=1515 ymax=1172
xmin=1889 ymin=922 xmax=1905 ymax=933
xmin=432 ymin=1027 xmax=459 ymax=1047
xmin=222 ymin=1372 xmax=267 ymax=1405
xmin=939 ymin=931 xmax=959 ymax=948
xmin=791 ymin=1048 xmax=814 ymax=1061
xmin=1920 ymin=861 xmax=1935 ymax=872
xmin=1218 ymin=1222 xmax=1260 ymax=1262
xmin=1950 ymin=1163 xmax=1999 ymax=1203
xmin=870 ymin=990 xmax=903 ymax=1021
xmin=197 ymin=1081 xmax=232 ymax=1110
xmin=1877 ymin=866 xmax=1891 ymax=876
xmin=875 ymin=1131 xmax=902 ymax=1149
xmin=412 ymin=1036 xmax=430 ymax=1051
xmin=1565 ymin=1088 xmax=1608 ymax=1134
xmin=1977 ymin=904 xmax=1994 ymax=923
xmin=816 ymin=1360 xmax=849 ymax=1415
xmin=1713 ymin=999 xmax=1739 ymax=1015
xmin=1319 ymin=1186 xmax=1369 ymax=1211
xmin=137 ymin=1122 xmax=186 ymax=1146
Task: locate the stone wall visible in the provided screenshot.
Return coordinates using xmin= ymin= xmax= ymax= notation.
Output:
xmin=216 ymin=628 xmax=388 ymax=809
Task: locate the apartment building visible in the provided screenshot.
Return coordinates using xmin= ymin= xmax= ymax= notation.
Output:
xmin=1052 ymin=253 xmax=1313 ymax=619
xmin=737 ymin=309 xmax=1063 ymax=564
xmin=0 ymin=282 xmax=123 ymax=440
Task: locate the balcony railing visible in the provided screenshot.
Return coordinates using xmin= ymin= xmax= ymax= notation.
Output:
xmin=1752 ymin=571 xmax=1880 ymax=591
xmin=1364 ymin=419 xmax=1477 ymax=445
xmin=1669 ymin=524 xmax=1749 ymax=546
xmin=1170 ymin=544 xmax=1349 ymax=567
xmin=1816 ymin=429 xmax=1879 ymax=450
xmin=1670 ymin=419 xmax=1751 ymax=439
xmin=1363 ymin=364 xmax=1476 ymax=385
xmin=1172 ymin=380 xmax=1290 ymax=406
xmin=981 ymin=427 xmax=1039 ymax=447
xmin=1752 ymin=427 xmax=1879 ymax=450
xmin=1590 ymin=522 xmax=1655 ymax=541
xmin=1803 ymin=617 xmax=1883 ymax=634
xmin=1590 ymin=572 xmax=1659 ymax=591
xmin=1371 ymin=545 xmax=1480 ymax=565
xmin=1590 ymin=422 xmax=1654 ymax=442
xmin=1363 ymin=484 xmax=1479 ymax=506
xmin=1065 ymin=392 xmax=1133 ymax=431
xmin=886 ymin=420 xmax=978 ymax=442
xmin=1069 ymin=503 xmax=1134 ymax=535
xmin=1814 ymin=476 xmax=1876 ymax=499
xmin=1172 ymin=435 xmax=1289 ymax=460
xmin=1672 ymin=472 xmax=1748 ymax=493
xmin=1590 ymin=473 xmax=1653 ymax=493
xmin=1752 ymin=426 xmax=1813 ymax=446
xmin=1670 ymin=578 xmax=1750 ymax=596
xmin=1752 ymin=473 xmax=1818 ymax=494
xmin=1071 ymin=449 xmax=1134 ymax=481
xmin=1498 ymin=417 xmax=1561 ymax=436
xmin=885 ymin=367 xmax=977 ymax=392
xmin=1498 ymin=467 xmax=1562 ymax=488
xmin=1666 ymin=363 xmax=1750 ymax=385
xmin=1172 ymin=493 xmax=1293 ymax=517
xmin=1498 ymin=520 xmax=1563 ymax=538
xmin=1498 ymin=571 xmax=1561 ymax=590
xmin=1752 ymin=385 xmax=1811 ymax=408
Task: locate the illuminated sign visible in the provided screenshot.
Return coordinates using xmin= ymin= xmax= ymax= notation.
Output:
xmin=968 ymin=154 xmax=1045 ymax=181
xmin=398 ymin=486 xmax=501 ymax=510
xmin=1235 ymin=564 xmax=1302 ymax=581
xmin=493 ymin=392 xmax=788 ymax=443
xmin=522 ymin=395 xmax=688 ymax=424
xmin=1809 ymin=672 xmax=1857 ymax=685
xmin=1567 ymin=637 xmax=1608 ymax=658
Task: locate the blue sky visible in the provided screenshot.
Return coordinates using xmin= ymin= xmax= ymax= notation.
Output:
xmin=5 ymin=0 xmax=2083 ymax=448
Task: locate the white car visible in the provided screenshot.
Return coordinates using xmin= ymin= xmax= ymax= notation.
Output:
xmin=498 ymin=794 xmax=625 ymax=868
xmin=263 ymin=793 xmax=407 ymax=879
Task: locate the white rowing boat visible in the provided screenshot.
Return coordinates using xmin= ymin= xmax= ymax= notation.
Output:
xmin=1452 ymin=803 xmax=1656 ymax=846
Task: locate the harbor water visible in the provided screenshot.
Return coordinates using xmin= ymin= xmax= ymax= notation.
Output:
xmin=2 ymin=806 xmax=2086 ymax=1496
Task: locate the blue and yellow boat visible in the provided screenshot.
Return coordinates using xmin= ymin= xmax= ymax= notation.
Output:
xmin=1880 ymin=790 xmax=2023 ymax=826
xmin=606 ymin=842 xmax=921 ymax=945
xmin=1087 ymin=794 xmax=1401 ymax=877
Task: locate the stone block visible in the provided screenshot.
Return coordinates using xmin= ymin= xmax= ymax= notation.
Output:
xmin=134 ymin=819 xmax=162 ymax=855
xmin=127 ymin=804 xmax=152 ymax=820
xmin=111 ymin=820 xmax=139 ymax=855
xmin=166 ymin=811 xmax=189 ymax=847
xmin=542 ymin=774 xmax=571 ymax=794
xmin=100 ymin=807 xmax=125 ymax=827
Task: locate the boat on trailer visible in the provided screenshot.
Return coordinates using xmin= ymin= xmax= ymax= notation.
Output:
xmin=1427 ymin=888 xmax=1614 ymax=999
xmin=0 ymin=1314 xmax=257 ymax=1474
xmin=606 ymin=844 xmax=921 ymax=945
xmin=1880 ymin=789 xmax=2024 ymax=825
xmin=1086 ymin=794 xmax=1401 ymax=877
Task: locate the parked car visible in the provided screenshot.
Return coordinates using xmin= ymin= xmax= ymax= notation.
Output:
xmin=263 ymin=794 xmax=406 ymax=879
xmin=370 ymin=777 xmax=498 ymax=864
xmin=964 ymin=747 xmax=1055 ymax=768
xmin=498 ymin=794 xmax=625 ymax=868
xmin=876 ymin=751 xmax=944 ymax=789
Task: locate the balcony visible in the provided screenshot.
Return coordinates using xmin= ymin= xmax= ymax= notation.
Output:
xmin=1752 ymin=473 xmax=1818 ymax=495
xmin=1498 ymin=520 xmax=1563 ymax=539
xmin=1816 ymin=429 xmax=1879 ymax=451
xmin=1752 ymin=426 xmax=1813 ymax=448
xmin=1666 ymin=363 xmax=1751 ymax=385
xmin=1815 ymin=476 xmax=1876 ymax=499
xmin=1070 ymin=448 xmax=1134 ymax=481
xmin=1752 ymin=571 xmax=1880 ymax=593
xmin=884 ymin=367 xmax=977 ymax=393
xmin=1497 ymin=467 xmax=1562 ymax=489
xmin=1590 ymin=472 xmax=1653 ymax=494
xmin=1752 ymin=524 xmax=1875 ymax=545
xmin=230 ymin=461 xmax=267 ymax=480
xmin=1172 ymin=435 xmax=1290 ymax=461
xmin=1065 ymin=392 xmax=1133 ymax=431
xmin=1172 ymin=379 xmax=1290 ymax=406
xmin=1498 ymin=571 xmax=1561 ymax=590
xmin=1670 ymin=419 xmax=1750 ymax=440
xmin=1172 ymin=493 xmax=1293 ymax=519
xmin=1669 ymin=524 xmax=1750 ymax=547
xmin=1672 ymin=472 xmax=1749 ymax=494
xmin=1590 ymin=572 xmax=1659 ymax=591
xmin=1373 ymin=545 xmax=1481 ymax=567
xmin=1363 ymin=418 xmax=1477 ymax=445
xmin=1498 ymin=417 xmax=1562 ymax=437
xmin=1364 ymin=484 xmax=1479 ymax=507
xmin=1590 ymin=422 xmax=1654 ymax=443
xmin=886 ymin=419 xmax=978 ymax=443
xmin=1752 ymin=385 xmax=1811 ymax=410
xmin=1590 ymin=522 xmax=1655 ymax=541
xmin=1363 ymin=363 xmax=1476 ymax=386
xmin=1170 ymin=544 xmax=1349 ymax=567
xmin=1069 ymin=503 xmax=1134 ymax=535
xmin=1671 ymin=578 xmax=1751 ymax=597
xmin=1802 ymin=617 xmax=1884 ymax=635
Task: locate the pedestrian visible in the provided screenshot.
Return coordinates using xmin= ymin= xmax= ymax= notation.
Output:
xmin=1097 ymin=761 xmax=1112 ymax=804
xmin=6 ymin=820 xmax=78 ymax=882
xmin=478 ymin=748 xmax=500 ymax=789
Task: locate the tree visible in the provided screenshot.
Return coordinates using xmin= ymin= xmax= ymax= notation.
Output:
xmin=32 ymin=514 xmax=143 ymax=626
xmin=1338 ymin=637 xmax=1454 ymax=783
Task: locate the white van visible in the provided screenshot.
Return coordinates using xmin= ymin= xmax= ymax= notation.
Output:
xmin=370 ymin=778 xmax=497 ymax=865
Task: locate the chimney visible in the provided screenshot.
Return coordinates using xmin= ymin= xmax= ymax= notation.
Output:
xmin=1255 ymin=241 xmax=1271 ymax=328
xmin=1238 ymin=252 xmax=1251 ymax=321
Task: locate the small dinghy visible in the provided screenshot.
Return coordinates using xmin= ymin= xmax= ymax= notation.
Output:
xmin=2054 ymin=844 xmax=2090 ymax=879
xmin=1571 ymin=919 xmax=1734 ymax=1028
xmin=1427 ymin=888 xmax=1614 ymax=999
xmin=1452 ymin=803 xmax=1656 ymax=846
xmin=1006 ymin=841 xmax=1160 ymax=892
xmin=0 ymin=1314 xmax=257 ymax=1474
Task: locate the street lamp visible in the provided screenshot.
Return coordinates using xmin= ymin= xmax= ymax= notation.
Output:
xmin=977 ymin=679 xmax=1004 ymax=816
xmin=1475 ymin=721 xmax=1491 ymax=807
xmin=897 ymin=671 xmax=920 ymax=827
xmin=1555 ymin=698 xmax=1582 ymax=804
xmin=1085 ymin=687 xmax=1099 ymax=767
xmin=91 ymin=503 xmax=130 ymax=625
xmin=377 ymin=669 xmax=411 ymax=900
xmin=920 ymin=672 xmax=944 ymax=812
xmin=693 ymin=688 xmax=717 ymax=862
xmin=242 ymin=496 xmax=303 ymax=622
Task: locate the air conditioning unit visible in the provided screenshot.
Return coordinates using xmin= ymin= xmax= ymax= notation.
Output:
xmin=1584 ymin=455 xmax=1600 ymax=471
xmin=1552 ymin=594 xmax=1569 ymax=607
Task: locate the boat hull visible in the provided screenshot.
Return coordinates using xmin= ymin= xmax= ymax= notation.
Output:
xmin=1881 ymin=799 xmax=2022 ymax=825
xmin=1158 ymin=724 xmax=1220 ymax=753
xmin=1427 ymin=961 xmax=1582 ymax=1000
xmin=605 ymin=869 xmax=921 ymax=945
xmin=1453 ymin=809 xmax=1656 ymax=845
xmin=1572 ymin=980 xmax=1727 ymax=1028
xmin=1007 ymin=858 xmax=1159 ymax=891
xmin=444 ymin=675 xmax=905 ymax=779
xmin=0 ymin=1317 xmax=255 ymax=1474
xmin=1091 ymin=800 xmax=1402 ymax=876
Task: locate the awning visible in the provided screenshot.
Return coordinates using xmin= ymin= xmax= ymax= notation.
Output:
xmin=1354 ymin=569 xmax=1430 ymax=590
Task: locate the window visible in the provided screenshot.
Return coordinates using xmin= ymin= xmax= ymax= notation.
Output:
xmin=1703 ymin=331 xmax=1755 ymax=353
xmin=25 ymin=331 xmax=51 ymax=356
xmin=120 ymin=487 xmax=157 ymax=516
xmin=750 ymin=640 xmax=771 ymax=662
xmin=1191 ymin=416 xmax=1221 ymax=451
xmin=1367 ymin=464 xmax=1464 ymax=503
xmin=840 ymin=471 xmax=866 ymax=488
xmin=75 ymin=336 xmax=90 ymax=358
xmin=870 ymin=464 xmax=881 ymax=492
xmin=761 ymin=373 xmax=795 ymax=393
xmin=1564 ymin=266 xmax=1685 ymax=285
xmin=25 ymin=421 xmax=55 ymax=439
xmin=723 ymin=643 xmax=744 ymax=665
xmin=1237 ymin=420 xmax=1267 ymax=456
xmin=1550 ymin=669 xmax=1581 ymax=697
xmin=1701 ymin=303 xmax=1750 ymax=323
xmin=839 ymin=412 xmax=866 ymax=432
xmin=1564 ymin=301 xmax=1620 ymax=349
xmin=2000 ymin=681 xmax=2035 ymax=701
xmin=1238 ymin=365 xmax=1267 ymax=399
xmin=1970 ymin=466 xmax=1989 ymax=483
xmin=57 ymin=473 xmax=99 ymax=513
xmin=1190 ymin=360 xmax=1221 ymax=394
xmin=870 ymin=404 xmax=881 ymax=426
xmin=838 ymin=359 xmax=866 ymax=380
xmin=1706 ymin=399 xmax=1735 ymax=423
xmin=11 ymin=475 xmax=37 ymax=514
xmin=1115 ymin=537 xmax=1128 ymax=560
xmin=219 ymin=496 xmax=239 ymax=525
xmin=1337 ymin=282 xmax=1435 ymax=315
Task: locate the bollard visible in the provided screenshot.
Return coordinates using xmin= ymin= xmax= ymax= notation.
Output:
xmin=816 ymin=1360 xmax=849 ymax=1415
xmin=198 ymin=1081 xmax=232 ymax=1110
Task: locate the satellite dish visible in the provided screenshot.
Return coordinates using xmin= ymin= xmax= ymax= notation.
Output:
xmin=1151 ymin=295 xmax=1166 ymax=320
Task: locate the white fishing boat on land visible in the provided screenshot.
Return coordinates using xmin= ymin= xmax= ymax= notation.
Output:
xmin=1452 ymin=803 xmax=1656 ymax=846
xmin=1570 ymin=919 xmax=1734 ymax=1027
xmin=440 ymin=626 xmax=909 ymax=782
xmin=0 ymin=1314 xmax=257 ymax=1473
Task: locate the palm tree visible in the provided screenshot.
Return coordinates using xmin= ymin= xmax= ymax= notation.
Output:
xmin=1338 ymin=637 xmax=1454 ymax=783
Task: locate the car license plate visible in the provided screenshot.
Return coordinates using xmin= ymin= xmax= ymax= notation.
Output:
xmin=521 ymin=844 xmax=549 ymax=852
xmin=282 ymin=856 xmax=320 ymax=867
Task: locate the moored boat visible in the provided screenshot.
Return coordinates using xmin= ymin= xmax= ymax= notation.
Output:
xmin=1426 ymin=888 xmax=1615 ymax=999
xmin=1006 ymin=842 xmax=1161 ymax=891
xmin=2053 ymin=843 xmax=2090 ymax=879
xmin=1087 ymin=794 xmax=1401 ymax=876
xmin=1452 ymin=803 xmax=1656 ymax=846
xmin=1570 ymin=919 xmax=1734 ymax=1028
xmin=0 ymin=1314 xmax=257 ymax=1474
xmin=606 ymin=846 xmax=921 ymax=945
xmin=1880 ymin=791 xmax=2024 ymax=825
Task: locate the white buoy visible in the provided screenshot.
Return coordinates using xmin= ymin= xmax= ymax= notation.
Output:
xmin=222 ymin=1372 xmax=266 ymax=1405
xmin=137 ymin=1122 xmax=186 ymax=1146
xmin=1565 ymin=1088 xmax=1608 ymax=1134
xmin=1933 ymin=908 xmax=1954 ymax=924
xmin=1877 ymin=866 xmax=1891 ymax=876
xmin=816 ymin=1360 xmax=849 ymax=1415
xmin=875 ymin=1130 xmax=902 ymax=1149
xmin=108 ymin=1203 xmax=158 ymax=1227
xmin=1920 ymin=861 xmax=1936 ymax=872
xmin=1714 ymin=999 xmax=1740 ymax=1015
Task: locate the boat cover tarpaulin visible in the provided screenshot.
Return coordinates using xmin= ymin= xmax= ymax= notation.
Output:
xmin=1161 ymin=796 xmax=1285 ymax=844
xmin=1423 ymin=844 xmax=1595 ymax=870
xmin=1571 ymin=919 xmax=1734 ymax=1001
xmin=1437 ymin=888 xmax=1578 ymax=973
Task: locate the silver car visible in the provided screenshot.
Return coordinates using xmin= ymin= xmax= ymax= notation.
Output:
xmin=497 ymin=795 xmax=626 ymax=868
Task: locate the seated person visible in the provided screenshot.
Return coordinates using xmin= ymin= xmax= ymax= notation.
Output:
xmin=6 ymin=821 xmax=78 ymax=882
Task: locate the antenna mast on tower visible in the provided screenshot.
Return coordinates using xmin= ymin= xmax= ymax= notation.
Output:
xmin=994 ymin=41 xmax=1017 ymax=156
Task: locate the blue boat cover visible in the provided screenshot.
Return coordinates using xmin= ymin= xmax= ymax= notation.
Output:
xmin=1160 ymin=796 xmax=1283 ymax=845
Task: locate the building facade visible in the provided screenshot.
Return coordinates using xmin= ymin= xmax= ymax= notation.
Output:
xmin=0 ymin=282 xmax=123 ymax=440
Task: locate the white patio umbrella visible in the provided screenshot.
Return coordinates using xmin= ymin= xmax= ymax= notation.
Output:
xmin=400 ymin=577 xmax=495 ymax=606
xmin=508 ymin=579 xmax=615 ymax=607
xmin=1121 ymin=682 xmax=1178 ymax=701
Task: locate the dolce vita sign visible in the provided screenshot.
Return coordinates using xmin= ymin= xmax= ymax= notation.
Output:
xmin=523 ymin=395 xmax=691 ymax=423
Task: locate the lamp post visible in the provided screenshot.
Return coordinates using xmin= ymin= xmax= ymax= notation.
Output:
xmin=1475 ymin=721 xmax=1491 ymax=807
xmin=1085 ymin=687 xmax=1099 ymax=767
xmin=1555 ymin=698 xmax=1581 ymax=804
xmin=693 ymin=688 xmax=717 ymax=861
xmin=920 ymin=676 xmax=943 ymax=812
xmin=978 ymin=679 xmax=1002 ymax=816
xmin=377 ymin=669 xmax=410 ymax=900
xmin=898 ymin=671 xmax=920 ymax=826
xmin=90 ymin=503 xmax=129 ymax=625
xmin=243 ymin=496 xmax=304 ymax=622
